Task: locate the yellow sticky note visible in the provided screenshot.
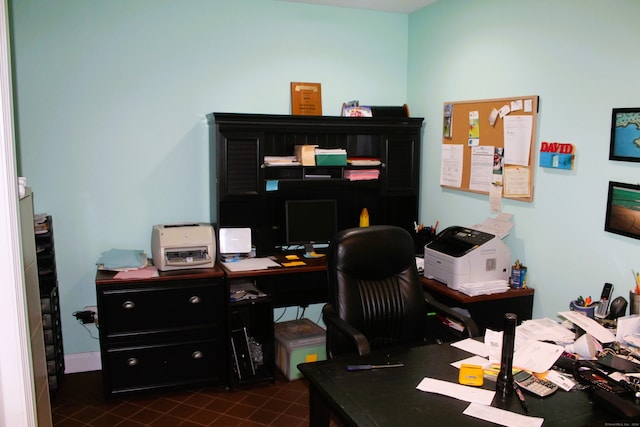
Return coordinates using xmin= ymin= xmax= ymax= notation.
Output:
xmin=285 ymin=254 xmax=300 ymax=260
xmin=282 ymin=261 xmax=306 ymax=267
xmin=306 ymin=354 xmax=318 ymax=363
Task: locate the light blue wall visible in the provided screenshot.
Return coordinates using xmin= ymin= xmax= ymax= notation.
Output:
xmin=11 ymin=0 xmax=640 ymax=360
xmin=408 ymin=0 xmax=640 ymax=321
xmin=9 ymin=0 xmax=408 ymax=356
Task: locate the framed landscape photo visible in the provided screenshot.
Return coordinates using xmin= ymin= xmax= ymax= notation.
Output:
xmin=609 ymin=108 xmax=640 ymax=162
xmin=604 ymin=181 xmax=640 ymax=240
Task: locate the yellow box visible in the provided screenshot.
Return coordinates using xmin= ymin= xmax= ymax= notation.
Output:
xmin=459 ymin=364 xmax=484 ymax=386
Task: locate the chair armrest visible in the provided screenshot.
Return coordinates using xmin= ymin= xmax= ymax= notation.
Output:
xmin=423 ymin=291 xmax=481 ymax=338
xmin=322 ymin=304 xmax=371 ymax=356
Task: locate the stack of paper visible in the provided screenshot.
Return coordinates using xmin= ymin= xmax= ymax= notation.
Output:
xmin=97 ymin=248 xmax=149 ymax=271
xmin=344 ymin=169 xmax=380 ymax=181
xmin=348 ymin=157 xmax=381 ymax=166
xmin=517 ymin=318 xmax=575 ymax=344
xmin=264 ymin=156 xmax=300 ymax=166
xmin=457 ymin=280 xmax=509 ymax=296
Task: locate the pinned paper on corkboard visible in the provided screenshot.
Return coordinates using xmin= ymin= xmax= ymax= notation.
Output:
xmin=291 ymin=82 xmax=322 ymax=116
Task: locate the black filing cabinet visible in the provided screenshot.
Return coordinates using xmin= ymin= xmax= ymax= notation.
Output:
xmin=96 ymin=267 xmax=227 ymax=398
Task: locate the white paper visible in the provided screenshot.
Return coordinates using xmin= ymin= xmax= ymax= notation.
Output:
xmin=558 ymin=311 xmax=616 ymax=343
xmin=471 ymin=213 xmax=513 ymax=239
xmin=440 ymin=144 xmax=463 ymax=187
xmin=452 ymin=338 xmax=490 ymax=357
xmin=503 ymin=115 xmax=532 ymax=166
xmin=545 ymin=370 xmax=576 ymax=391
xmin=510 ymin=100 xmax=523 ymax=112
xmin=416 ymin=377 xmax=495 ymax=405
xmin=469 ymin=145 xmax=494 ymax=192
xmin=524 ymin=99 xmax=533 ymax=113
xmin=463 ymin=402 xmax=544 ymax=427
xmin=517 ymin=318 xmax=575 ymax=344
xmin=616 ymin=314 xmax=640 ymax=344
xmin=503 ymin=166 xmax=530 ymax=198
xmin=512 ymin=340 xmax=564 ymax=373
xmin=221 ymin=257 xmax=280 ymax=272
xmin=451 ymin=355 xmax=492 ymax=369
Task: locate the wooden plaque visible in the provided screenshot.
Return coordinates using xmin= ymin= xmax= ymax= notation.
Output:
xmin=291 ymin=82 xmax=322 ymax=116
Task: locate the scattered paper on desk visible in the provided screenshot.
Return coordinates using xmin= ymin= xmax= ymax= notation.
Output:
xmin=616 ymin=315 xmax=640 ymax=344
xmin=452 ymin=338 xmax=490 ymax=357
xmin=451 ymin=355 xmax=491 ymax=370
xmin=113 ymin=266 xmax=158 ymax=279
xmin=512 ymin=339 xmax=564 ymax=373
xmin=558 ymin=311 xmax=616 ymax=343
xmin=416 ymin=378 xmax=495 ymax=405
xmin=517 ymin=318 xmax=575 ymax=344
xmin=222 ymin=257 xmax=280 ymax=271
xmin=463 ymin=402 xmax=543 ymax=427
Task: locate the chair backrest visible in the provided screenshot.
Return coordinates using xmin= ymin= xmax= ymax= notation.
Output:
xmin=326 ymin=225 xmax=428 ymax=357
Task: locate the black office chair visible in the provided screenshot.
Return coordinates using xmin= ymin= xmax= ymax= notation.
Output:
xmin=322 ymin=225 xmax=480 ymax=359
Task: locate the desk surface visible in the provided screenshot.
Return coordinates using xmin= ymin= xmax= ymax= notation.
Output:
xmin=422 ymin=277 xmax=534 ymax=304
xmin=298 ymin=343 xmax=616 ymax=427
xmin=221 ymin=254 xmax=327 ymax=279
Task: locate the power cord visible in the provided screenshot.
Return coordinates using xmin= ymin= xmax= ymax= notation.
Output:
xmin=72 ymin=310 xmax=99 ymax=340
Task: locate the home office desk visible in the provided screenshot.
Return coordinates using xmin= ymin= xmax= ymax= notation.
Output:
xmin=221 ymin=254 xmax=328 ymax=308
xmin=422 ymin=277 xmax=534 ymax=333
xmin=298 ymin=343 xmax=616 ymax=427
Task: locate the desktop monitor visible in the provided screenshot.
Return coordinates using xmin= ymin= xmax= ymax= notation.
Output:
xmin=285 ymin=199 xmax=337 ymax=254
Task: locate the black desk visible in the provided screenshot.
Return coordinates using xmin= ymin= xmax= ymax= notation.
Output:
xmin=220 ymin=255 xmax=328 ymax=308
xmin=298 ymin=343 xmax=618 ymax=426
xmin=422 ymin=277 xmax=534 ymax=333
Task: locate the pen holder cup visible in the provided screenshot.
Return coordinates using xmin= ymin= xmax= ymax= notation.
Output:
xmin=414 ymin=230 xmax=435 ymax=256
xmin=510 ymin=267 xmax=527 ymax=289
xmin=630 ymin=291 xmax=640 ymax=315
xmin=569 ymin=300 xmax=596 ymax=319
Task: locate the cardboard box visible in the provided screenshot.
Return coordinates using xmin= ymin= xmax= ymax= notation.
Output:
xmin=275 ymin=319 xmax=326 ymax=381
xmin=294 ymin=145 xmax=317 ymax=166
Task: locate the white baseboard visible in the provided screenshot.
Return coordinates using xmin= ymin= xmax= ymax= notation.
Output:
xmin=64 ymin=351 xmax=102 ymax=373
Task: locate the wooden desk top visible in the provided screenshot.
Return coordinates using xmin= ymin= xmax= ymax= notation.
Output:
xmin=221 ymin=254 xmax=327 ymax=279
xmin=95 ymin=264 xmax=225 ymax=285
xmin=421 ymin=276 xmax=534 ymax=304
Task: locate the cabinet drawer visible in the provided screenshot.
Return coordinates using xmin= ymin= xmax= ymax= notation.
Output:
xmin=106 ymin=339 xmax=224 ymax=394
xmin=99 ymin=282 xmax=225 ymax=336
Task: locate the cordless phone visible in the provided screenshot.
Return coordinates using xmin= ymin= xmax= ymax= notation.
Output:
xmin=596 ymin=283 xmax=614 ymax=318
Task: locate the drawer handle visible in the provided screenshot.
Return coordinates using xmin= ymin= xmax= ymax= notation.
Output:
xmin=122 ymin=301 xmax=135 ymax=309
xmin=189 ymin=296 xmax=201 ymax=304
xmin=127 ymin=357 xmax=138 ymax=366
xmin=192 ymin=351 xmax=203 ymax=359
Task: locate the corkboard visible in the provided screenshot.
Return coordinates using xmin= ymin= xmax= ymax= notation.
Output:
xmin=441 ymin=96 xmax=539 ymax=202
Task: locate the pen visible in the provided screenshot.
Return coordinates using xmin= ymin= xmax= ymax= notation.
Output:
xmin=346 ymin=363 xmax=404 ymax=371
xmin=514 ymin=383 xmax=528 ymax=413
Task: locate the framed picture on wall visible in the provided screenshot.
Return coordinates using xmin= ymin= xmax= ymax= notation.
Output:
xmin=604 ymin=181 xmax=640 ymax=240
xmin=609 ymin=108 xmax=640 ymax=162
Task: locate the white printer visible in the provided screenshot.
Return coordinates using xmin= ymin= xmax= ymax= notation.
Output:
xmin=424 ymin=226 xmax=511 ymax=290
xmin=151 ymin=223 xmax=216 ymax=271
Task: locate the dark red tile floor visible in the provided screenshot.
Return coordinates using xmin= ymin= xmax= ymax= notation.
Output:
xmin=50 ymin=370 xmax=333 ymax=426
